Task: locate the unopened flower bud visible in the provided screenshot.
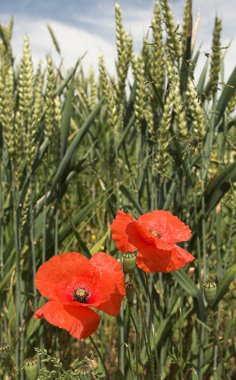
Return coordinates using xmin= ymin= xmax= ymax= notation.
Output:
xmin=123 ymin=252 xmax=136 ymax=273
xmin=172 ymin=328 xmax=180 ymax=344
xmin=24 ymin=357 xmax=39 ymax=380
xmin=203 ymin=280 xmax=217 ymax=306
xmin=0 ymin=342 xmax=10 ymax=359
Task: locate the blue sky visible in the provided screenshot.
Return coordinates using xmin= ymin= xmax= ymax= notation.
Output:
xmin=0 ymin=0 xmax=235 ymax=79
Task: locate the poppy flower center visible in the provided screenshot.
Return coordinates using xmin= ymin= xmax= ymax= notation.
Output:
xmin=150 ymin=230 xmax=162 ymax=238
xmin=73 ymin=288 xmax=90 ymax=303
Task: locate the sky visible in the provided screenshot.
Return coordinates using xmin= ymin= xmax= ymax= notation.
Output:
xmin=0 ymin=0 xmax=235 ymax=80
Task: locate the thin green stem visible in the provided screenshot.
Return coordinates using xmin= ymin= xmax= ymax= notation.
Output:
xmin=42 ymin=149 xmax=50 ymax=263
xmin=119 ymin=300 xmax=125 ymax=377
xmin=12 ymin=176 xmax=23 ymax=380
xmin=144 ymin=273 xmax=159 ymax=379
xmin=209 ymin=310 xmax=230 ymax=380
xmin=129 ymin=306 xmax=140 ymax=377
xmin=131 ymin=275 xmax=156 ymax=380
xmin=89 ymin=335 xmax=110 ymax=380
xmin=30 ymin=178 xmax=37 ymax=310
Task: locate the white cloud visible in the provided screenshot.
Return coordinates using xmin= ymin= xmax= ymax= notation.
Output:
xmin=1 ymin=0 xmax=236 ymax=82
xmin=1 ymin=15 xmax=116 ymax=75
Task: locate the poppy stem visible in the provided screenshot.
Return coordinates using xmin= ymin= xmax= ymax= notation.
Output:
xmin=144 ymin=273 xmax=158 ymax=374
xmin=144 ymin=273 xmax=155 ymax=320
xmin=129 ymin=306 xmax=141 ymax=376
xmin=89 ymin=335 xmax=110 ymax=380
xmin=209 ymin=310 xmax=230 ymax=380
xmin=131 ymin=275 xmax=156 ymax=380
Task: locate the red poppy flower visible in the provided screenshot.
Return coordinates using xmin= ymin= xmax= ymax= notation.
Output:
xmin=111 ymin=210 xmax=194 ymax=273
xmin=34 ymin=252 xmax=125 ymax=339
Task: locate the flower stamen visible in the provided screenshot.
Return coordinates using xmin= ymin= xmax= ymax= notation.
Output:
xmin=150 ymin=230 xmax=162 ymax=238
xmin=73 ymin=288 xmax=90 ymax=303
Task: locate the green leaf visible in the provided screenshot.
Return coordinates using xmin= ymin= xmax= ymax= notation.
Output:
xmin=90 ymin=231 xmax=109 ymax=255
xmin=197 ymin=58 xmax=209 ymax=94
xmin=58 ymin=195 xmax=103 ymax=245
xmin=190 ymin=161 xmax=236 ymax=246
xmin=172 ymin=270 xmax=207 ymax=321
xmin=119 ymin=184 xmax=143 ymax=214
xmin=212 ymin=264 xmax=236 ymax=308
xmin=201 ymin=161 xmax=236 ymax=218
xmin=60 ymin=79 xmax=74 ymax=158
xmin=117 ymin=114 xmax=135 ymax=151
xmin=0 ymin=241 xmax=15 ymax=292
xmin=215 ymin=66 xmax=236 ymax=126
xmin=48 ymin=98 xmax=104 ymax=200
xmin=56 ymin=56 xmax=85 ymax=95
xmin=70 ymin=226 xmax=91 ymax=258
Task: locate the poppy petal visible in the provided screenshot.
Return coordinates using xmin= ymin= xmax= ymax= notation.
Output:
xmin=35 ymin=253 xmax=94 ymax=300
xmin=136 ymin=244 xmax=194 ymax=273
xmin=34 ymin=301 xmax=100 ymax=339
xmin=170 ymin=245 xmax=195 ymax=270
xmin=89 ymin=252 xmax=125 ymax=316
xmin=126 ymin=220 xmax=172 ymax=251
xmin=111 ymin=211 xmax=136 ymax=253
xmin=136 ymin=246 xmax=173 ymax=273
xmin=138 ymin=211 xmax=192 ymax=243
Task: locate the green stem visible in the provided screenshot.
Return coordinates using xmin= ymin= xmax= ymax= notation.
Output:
xmin=144 ymin=273 xmax=159 ymax=377
xmin=209 ymin=310 xmax=230 ymax=380
xmin=89 ymin=336 xmax=110 ymax=380
xmin=131 ymin=275 xmax=156 ymax=380
xmin=12 ymin=174 xmax=23 ymax=378
xmin=119 ymin=300 xmax=125 ymax=377
xmin=42 ymin=149 xmax=50 ymax=263
xmin=29 ymin=178 xmax=37 ymax=310
xmin=129 ymin=306 xmax=140 ymax=377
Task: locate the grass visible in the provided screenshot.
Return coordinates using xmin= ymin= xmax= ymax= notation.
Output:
xmin=0 ymin=0 xmax=236 ymax=379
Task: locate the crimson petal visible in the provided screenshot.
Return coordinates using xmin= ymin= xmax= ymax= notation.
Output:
xmin=35 ymin=253 xmax=93 ymax=300
xmin=138 ymin=210 xmax=192 ymax=244
xmin=136 ymin=244 xmax=194 ymax=273
xmin=126 ymin=220 xmax=172 ymax=251
xmin=34 ymin=301 xmax=100 ymax=339
xmin=89 ymin=252 xmax=125 ymax=316
xmin=111 ymin=211 xmax=136 ymax=253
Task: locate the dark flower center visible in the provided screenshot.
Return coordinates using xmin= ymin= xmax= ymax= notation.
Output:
xmin=73 ymin=288 xmax=90 ymax=303
xmin=150 ymin=230 xmax=162 ymax=238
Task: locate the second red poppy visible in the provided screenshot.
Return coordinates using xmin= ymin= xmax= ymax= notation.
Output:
xmin=111 ymin=210 xmax=194 ymax=273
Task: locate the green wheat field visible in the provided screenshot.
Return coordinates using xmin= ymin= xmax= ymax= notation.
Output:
xmin=0 ymin=0 xmax=235 ymax=379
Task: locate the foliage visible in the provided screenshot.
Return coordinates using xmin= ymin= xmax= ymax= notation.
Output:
xmin=0 ymin=0 xmax=235 ymax=379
